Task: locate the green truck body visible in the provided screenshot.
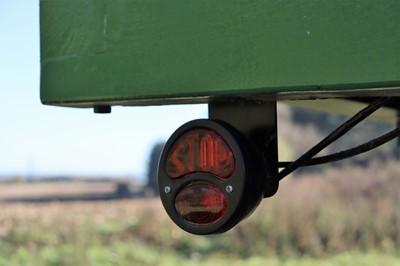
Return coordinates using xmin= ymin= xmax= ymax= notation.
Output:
xmin=40 ymin=0 xmax=400 ymax=108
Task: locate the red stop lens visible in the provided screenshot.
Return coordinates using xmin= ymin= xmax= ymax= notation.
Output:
xmin=166 ymin=129 xmax=234 ymax=179
xmin=175 ymin=183 xmax=227 ymax=224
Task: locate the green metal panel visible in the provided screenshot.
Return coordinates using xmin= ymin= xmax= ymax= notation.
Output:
xmin=40 ymin=0 xmax=400 ymax=107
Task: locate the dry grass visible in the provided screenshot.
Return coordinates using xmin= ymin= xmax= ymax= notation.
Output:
xmin=0 ymin=198 xmax=171 ymax=239
xmin=242 ymin=161 xmax=400 ymax=257
xmin=0 ymin=162 xmax=399 ymax=264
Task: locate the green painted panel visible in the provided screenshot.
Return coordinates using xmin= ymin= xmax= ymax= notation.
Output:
xmin=40 ymin=0 xmax=400 ymax=107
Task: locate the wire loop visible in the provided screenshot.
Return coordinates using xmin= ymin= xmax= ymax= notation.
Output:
xmin=278 ymin=97 xmax=393 ymax=180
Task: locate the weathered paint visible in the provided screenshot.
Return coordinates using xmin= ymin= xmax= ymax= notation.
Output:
xmin=40 ymin=0 xmax=400 ymax=107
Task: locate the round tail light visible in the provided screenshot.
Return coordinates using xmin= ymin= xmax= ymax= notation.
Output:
xmin=158 ymin=119 xmax=266 ymax=235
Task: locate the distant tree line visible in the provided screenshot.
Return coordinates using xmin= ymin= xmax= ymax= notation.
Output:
xmin=146 ymin=142 xmax=165 ymax=195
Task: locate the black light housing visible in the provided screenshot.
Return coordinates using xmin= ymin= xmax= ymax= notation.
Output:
xmin=158 ymin=119 xmax=268 ymax=235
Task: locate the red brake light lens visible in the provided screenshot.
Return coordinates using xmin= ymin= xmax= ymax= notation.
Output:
xmin=166 ymin=129 xmax=234 ymax=179
xmin=175 ymin=183 xmax=227 ymax=224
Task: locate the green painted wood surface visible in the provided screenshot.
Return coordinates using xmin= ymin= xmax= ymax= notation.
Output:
xmin=40 ymin=0 xmax=400 ymax=107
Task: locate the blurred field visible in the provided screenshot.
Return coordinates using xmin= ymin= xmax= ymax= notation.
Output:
xmin=0 ymin=181 xmax=115 ymax=200
xmin=0 ymin=162 xmax=400 ymax=265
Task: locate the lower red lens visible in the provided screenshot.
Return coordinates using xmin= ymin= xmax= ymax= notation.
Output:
xmin=175 ymin=183 xmax=227 ymax=224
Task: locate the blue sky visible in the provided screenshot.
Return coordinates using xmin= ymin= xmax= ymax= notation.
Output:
xmin=0 ymin=1 xmax=207 ymax=181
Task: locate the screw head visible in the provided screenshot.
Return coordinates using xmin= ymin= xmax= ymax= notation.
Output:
xmin=226 ymin=185 xmax=233 ymax=193
xmin=164 ymin=186 xmax=171 ymax=194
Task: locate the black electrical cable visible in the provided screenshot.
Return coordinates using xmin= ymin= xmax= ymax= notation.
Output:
xmin=278 ymin=97 xmax=392 ymax=180
xmin=278 ymin=127 xmax=400 ymax=168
